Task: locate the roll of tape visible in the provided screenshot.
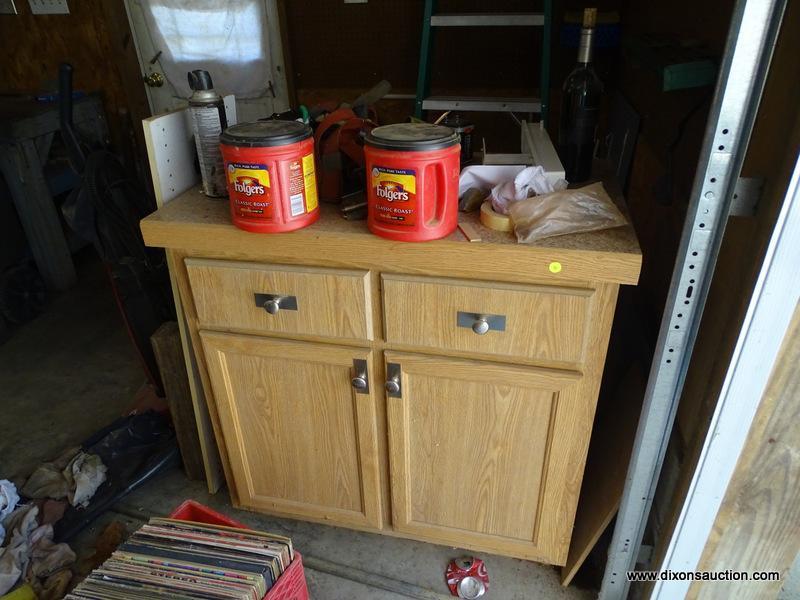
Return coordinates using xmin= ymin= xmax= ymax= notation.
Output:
xmin=480 ymin=201 xmax=512 ymax=232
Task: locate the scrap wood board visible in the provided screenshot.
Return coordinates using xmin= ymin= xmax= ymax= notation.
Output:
xmin=142 ymin=99 xmax=236 ymax=494
xmin=561 ymin=364 xmax=645 ymax=585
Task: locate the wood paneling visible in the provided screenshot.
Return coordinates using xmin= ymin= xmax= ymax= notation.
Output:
xmin=186 ymin=259 xmax=373 ymax=341
xmin=382 ymin=274 xmax=594 ymax=364
xmin=385 ymin=350 xmax=582 ymax=564
xmin=688 ymin=303 xmax=800 ymax=599
xmin=201 ymin=331 xmax=383 ymax=529
xmin=0 ymin=1 xmax=151 ymax=174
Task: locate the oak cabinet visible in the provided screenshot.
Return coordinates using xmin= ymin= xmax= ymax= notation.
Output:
xmin=200 ymin=331 xmax=383 ymax=529
xmin=141 ymin=188 xmax=641 ymax=566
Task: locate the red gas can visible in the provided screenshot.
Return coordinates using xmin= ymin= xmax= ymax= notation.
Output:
xmin=220 ymin=121 xmax=319 ymax=233
xmin=365 ymin=123 xmax=460 ymax=242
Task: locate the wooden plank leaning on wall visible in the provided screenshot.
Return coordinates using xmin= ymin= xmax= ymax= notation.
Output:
xmin=688 ymin=302 xmax=800 ymax=599
xmin=142 ymin=110 xmax=224 ymax=492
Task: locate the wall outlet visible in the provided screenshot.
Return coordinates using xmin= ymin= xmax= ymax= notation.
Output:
xmin=0 ymin=0 xmax=18 ymax=14
xmin=28 ymin=0 xmax=68 ymax=14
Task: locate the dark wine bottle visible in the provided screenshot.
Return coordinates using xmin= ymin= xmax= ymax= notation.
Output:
xmin=558 ymin=8 xmax=603 ymax=183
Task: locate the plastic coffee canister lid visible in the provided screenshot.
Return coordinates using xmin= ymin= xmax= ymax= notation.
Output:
xmin=220 ymin=120 xmax=312 ymax=148
xmin=366 ymin=123 xmax=459 ymax=152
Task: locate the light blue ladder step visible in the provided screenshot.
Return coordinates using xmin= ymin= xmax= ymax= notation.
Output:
xmin=421 ymin=96 xmax=542 ymax=113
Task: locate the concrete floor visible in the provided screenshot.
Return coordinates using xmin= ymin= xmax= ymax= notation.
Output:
xmin=0 ymin=256 xmax=143 ymax=480
xmin=1 ymin=255 xmax=596 ymax=598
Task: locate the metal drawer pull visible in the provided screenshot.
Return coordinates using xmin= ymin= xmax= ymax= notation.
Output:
xmin=351 ymin=359 xmax=369 ymax=394
xmin=385 ymin=363 xmax=402 ymax=397
xmin=254 ymin=293 xmax=298 ymax=315
xmin=457 ymin=311 xmax=506 ymax=335
xmin=472 ymin=317 xmax=490 ymax=335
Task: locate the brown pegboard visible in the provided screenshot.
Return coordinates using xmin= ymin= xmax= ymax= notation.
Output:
xmin=284 ymin=0 xmax=547 ymax=91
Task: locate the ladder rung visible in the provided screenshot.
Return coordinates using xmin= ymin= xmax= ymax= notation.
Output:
xmin=422 ymin=96 xmax=542 ymax=113
xmin=430 ymin=13 xmax=544 ymax=27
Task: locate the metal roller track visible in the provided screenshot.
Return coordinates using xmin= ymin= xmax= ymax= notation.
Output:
xmin=598 ymin=0 xmax=788 ymax=597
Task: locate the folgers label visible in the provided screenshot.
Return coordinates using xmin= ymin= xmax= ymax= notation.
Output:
xmin=228 ymin=162 xmax=273 ymax=219
xmin=287 ymin=154 xmax=319 ymax=217
xmin=371 ymin=167 xmax=417 ymax=227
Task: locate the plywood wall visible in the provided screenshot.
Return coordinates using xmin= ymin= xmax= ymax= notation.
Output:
xmin=690 ymin=302 xmax=800 ymax=599
xmin=0 ymin=1 xmax=150 ymax=173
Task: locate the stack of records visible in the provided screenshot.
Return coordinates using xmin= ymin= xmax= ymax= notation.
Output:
xmin=66 ymin=517 xmax=294 ymax=600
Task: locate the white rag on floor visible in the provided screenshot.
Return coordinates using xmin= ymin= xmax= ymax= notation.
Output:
xmin=0 ymin=505 xmax=76 ymax=595
xmin=21 ymin=448 xmax=107 ymax=508
xmin=0 ymin=480 xmax=20 ymax=546
xmin=0 ymin=504 xmax=39 ymax=594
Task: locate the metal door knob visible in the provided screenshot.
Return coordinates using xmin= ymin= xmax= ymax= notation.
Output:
xmin=144 ymin=72 xmax=165 ymax=87
xmin=472 ymin=317 xmax=490 ymax=335
xmin=385 ymin=376 xmax=401 ymax=395
xmin=264 ymin=298 xmax=282 ymax=314
xmin=351 ymin=376 xmax=368 ymax=390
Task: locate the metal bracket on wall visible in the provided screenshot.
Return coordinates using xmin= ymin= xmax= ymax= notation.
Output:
xmin=729 ymin=176 xmax=765 ymax=216
xmin=598 ymin=0 xmax=787 ymax=598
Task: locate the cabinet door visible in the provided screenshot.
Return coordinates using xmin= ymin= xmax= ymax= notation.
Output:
xmin=385 ymin=351 xmax=585 ymax=564
xmin=201 ymin=331 xmax=382 ymax=528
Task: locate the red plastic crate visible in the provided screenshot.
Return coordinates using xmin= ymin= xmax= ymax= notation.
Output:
xmin=169 ymin=500 xmax=309 ymax=600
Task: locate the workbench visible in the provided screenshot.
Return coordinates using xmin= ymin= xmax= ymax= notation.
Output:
xmin=141 ymin=187 xmax=641 ymax=566
xmin=0 ymin=94 xmax=108 ymax=290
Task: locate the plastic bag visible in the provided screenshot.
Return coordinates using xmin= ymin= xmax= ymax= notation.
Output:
xmin=509 ymin=182 xmax=628 ymax=243
xmin=490 ymin=166 xmax=568 ymax=215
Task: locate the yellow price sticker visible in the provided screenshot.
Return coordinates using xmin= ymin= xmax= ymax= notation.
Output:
xmin=548 ymin=261 xmax=562 ymax=274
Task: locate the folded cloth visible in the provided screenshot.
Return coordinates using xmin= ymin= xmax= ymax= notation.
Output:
xmin=64 ymin=453 xmax=107 ymax=509
xmin=0 ymin=506 xmax=76 ymax=595
xmin=0 ymin=505 xmax=39 ymax=595
xmin=2 ymin=505 xmax=39 ymax=543
xmin=20 ymin=449 xmax=107 ymax=508
xmin=20 ymin=448 xmax=79 ymax=501
xmin=27 ymin=525 xmax=76 ymax=580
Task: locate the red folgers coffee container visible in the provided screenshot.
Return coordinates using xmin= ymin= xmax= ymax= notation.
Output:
xmin=365 ymin=123 xmax=460 ymax=242
xmin=220 ymin=121 xmax=319 ymax=233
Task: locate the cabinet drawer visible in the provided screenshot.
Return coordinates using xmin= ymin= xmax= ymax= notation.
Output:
xmin=187 ymin=259 xmax=373 ymax=340
xmin=382 ymin=274 xmax=593 ymax=364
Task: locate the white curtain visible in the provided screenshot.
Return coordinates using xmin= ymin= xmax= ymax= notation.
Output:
xmin=140 ymin=0 xmax=273 ymax=99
